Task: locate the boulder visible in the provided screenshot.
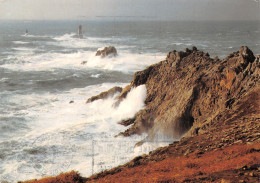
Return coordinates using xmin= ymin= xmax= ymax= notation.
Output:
xmin=96 ymin=46 xmax=117 ymax=58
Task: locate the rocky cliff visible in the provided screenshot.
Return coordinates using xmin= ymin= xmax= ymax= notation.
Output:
xmin=103 ymin=46 xmax=259 ymax=142
xmin=22 ymin=46 xmax=260 ymax=183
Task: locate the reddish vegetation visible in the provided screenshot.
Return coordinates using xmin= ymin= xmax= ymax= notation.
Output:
xmin=87 ymin=143 xmax=259 ymax=183
xmin=23 ymin=143 xmax=259 ymax=183
xmin=21 ymin=171 xmax=86 ymax=183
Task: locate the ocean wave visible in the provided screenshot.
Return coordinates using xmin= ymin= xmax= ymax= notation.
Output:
xmin=13 ymin=41 xmax=29 ymax=45
xmin=84 ymin=50 xmax=165 ymax=73
xmin=0 ymin=78 xmax=8 ymax=82
xmin=52 ymin=33 xmax=77 ymax=41
xmin=50 ymin=33 xmax=103 ymax=49
xmin=11 ymin=47 xmax=37 ymax=51
xmin=21 ymin=34 xmax=49 ymax=38
xmin=173 ymin=42 xmax=183 ymax=46
xmin=50 ymin=34 xmax=136 ymax=49
xmin=0 ymin=51 xmax=90 ymax=71
xmin=91 ymin=74 xmax=101 ymax=78
xmin=0 ymin=83 xmax=168 ymax=182
xmin=1 ymin=49 xmax=165 ymax=73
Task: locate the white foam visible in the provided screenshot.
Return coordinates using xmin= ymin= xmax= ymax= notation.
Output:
xmin=0 ymin=83 xmax=170 ymax=182
xmin=2 ymin=33 xmax=165 ymax=72
xmin=13 ymin=41 xmax=29 ymax=44
xmin=50 ymin=33 xmax=105 ymax=49
xmin=1 ymin=49 xmax=164 ymax=73
xmin=84 ymin=51 xmax=164 ymax=73
xmin=4 ymin=83 xmax=129 ymax=137
xmin=173 ymin=42 xmax=183 ymax=46
xmin=11 ymin=47 xmax=36 ymax=51
xmin=91 ymin=74 xmax=101 ymax=78
xmin=97 ymin=47 xmax=105 ymax=51
xmin=1 ymin=50 xmax=90 ymax=71
xmin=0 ymin=78 xmax=8 ymax=82
xmin=53 ymin=33 xmax=77 ymax=41
xmin=21 ymin=34 xmax=49 ymax=38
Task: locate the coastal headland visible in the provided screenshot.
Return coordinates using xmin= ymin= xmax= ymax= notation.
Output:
xmin=22 ymin=46 xmax=260 ymax=183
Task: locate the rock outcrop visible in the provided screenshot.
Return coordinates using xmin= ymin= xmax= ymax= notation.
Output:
xmin=86 ymin=86 xmax=122 ymax=103
xmin=95 ymin=46 xmax=117 ymax=58
xmin=90 ymin=46 xmax=259 ymax=142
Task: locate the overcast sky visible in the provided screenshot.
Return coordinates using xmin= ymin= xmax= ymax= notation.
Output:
xmin=0 ymin=0 xmax=259 ymax=21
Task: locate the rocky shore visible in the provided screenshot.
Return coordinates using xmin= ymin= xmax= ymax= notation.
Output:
xmin=22 ymin=46 xmax=259 ymax=183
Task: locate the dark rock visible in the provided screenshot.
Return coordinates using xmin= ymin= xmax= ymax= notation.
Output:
xmin=81 ymin=61 xmax=87 ymax=65
xmin=241 ymin=165 xmax=248 ymax=170
xmin=192 ymin=46 xmax=197 ymax=51
xmin=239 ymin=46 xmax=255 ymax=63
xmin=248 ymin=164 xmax=259 ymax=170
xmin=86 ymin=86 xmax=122 ymax=103
xmin=95 ymin=46 xmax=117 ymax=58
xmin=119 ymin=118 xmax=135 ymax=126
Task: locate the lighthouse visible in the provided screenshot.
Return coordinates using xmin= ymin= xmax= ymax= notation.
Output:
xmin=78 ymin=25 xmax=83 ymax=38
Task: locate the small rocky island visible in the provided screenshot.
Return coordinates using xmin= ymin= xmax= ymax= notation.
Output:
xmin=22 ymin=46 xmax=260 ymax=183
xmin=95 ymin=46 xmax=117 ymax=58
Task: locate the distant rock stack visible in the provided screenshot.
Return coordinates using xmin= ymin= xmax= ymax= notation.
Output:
xmin=78 ymin=25 xmax=83 ymax=39
xmin=95 ymin=46 xmax=117 ymax=58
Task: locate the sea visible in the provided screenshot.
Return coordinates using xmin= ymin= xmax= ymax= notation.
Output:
xmin=0 ymin=20 xmax=259 ymax=182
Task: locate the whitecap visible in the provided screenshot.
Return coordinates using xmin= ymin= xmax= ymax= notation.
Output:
xmin=13 ymin=41 xmax=29 ymax=45
xmin=11 ymin=47 xmax=36 ymax=51
xmin=1 ymin=49 xmax=165 ymax=73
xmin=173 ymin=42 xmax=183 ymax=46
xmin=21 ymin=34 xmax=49 ymax=38
xmin=91 ymin=74 xmax=101 ymax=78
xmin=0 ymin=78 xmax=8 ymax=82
xmin=49 ymin=33 xmax=103 ymax=49
xmin=84 ymin=51 xmax=165 ymax=73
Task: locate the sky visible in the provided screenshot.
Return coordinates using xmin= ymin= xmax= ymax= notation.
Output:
xmin=0 ymin=0 xmax=259 ymax=21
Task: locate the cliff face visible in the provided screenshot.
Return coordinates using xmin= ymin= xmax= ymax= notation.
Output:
xmin=111 ymin=46 xmax=259 ymax=141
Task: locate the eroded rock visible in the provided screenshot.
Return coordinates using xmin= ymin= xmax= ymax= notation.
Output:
xmin=96 ymin=46 xmax=117 ymax=58
xmin=88 ymin=46 xmax=259 ymax=144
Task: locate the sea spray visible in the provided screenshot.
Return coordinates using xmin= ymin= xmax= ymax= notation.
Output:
xmin=2 ymin=48 xmax=164 ymax=73
xmin=0 ymin=83 xmax=168 ymax=182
